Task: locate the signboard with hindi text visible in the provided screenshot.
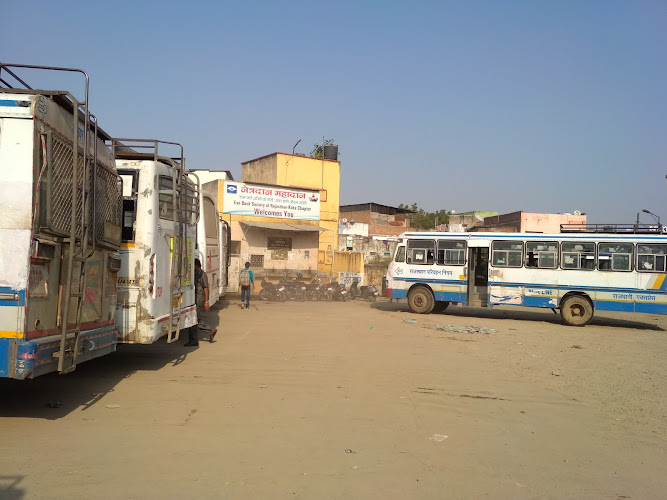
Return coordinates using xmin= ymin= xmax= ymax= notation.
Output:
xmin=223 ymin=182 xmax=320 ymax=221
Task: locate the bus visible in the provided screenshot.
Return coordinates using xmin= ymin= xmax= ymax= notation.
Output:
xmin=385 ymin=227 xmax=667 ymax=326
xmin=195 ymin=184 xmax=230 ymax=306
xmin=112 ymin=139 xmax=199 ymax=344
xmin=0 ymin=63 xmax=122 ymax=378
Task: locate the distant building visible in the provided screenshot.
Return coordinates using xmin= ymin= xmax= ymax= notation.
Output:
xmin=338 ymin=203 xmax=411 ymax=262
xmin=445 ymin=211 xmax=498 ymax=232
xmin=339 ymin=203 xmax=412 ymax=237
xmin=479 ymin=211 xmax=587 ymax=233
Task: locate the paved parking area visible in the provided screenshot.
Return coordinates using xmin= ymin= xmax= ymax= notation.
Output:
xmin=2 ymin=299 xmax=666 ymax=499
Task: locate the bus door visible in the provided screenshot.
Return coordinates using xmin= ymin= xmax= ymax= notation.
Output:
xmin=467 ymin=242 xmax=489 ymax=307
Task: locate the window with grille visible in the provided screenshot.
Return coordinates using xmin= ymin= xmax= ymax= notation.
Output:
xmin=561 ymin=242 xmax=595 ymax=270
xmin=250 ymin=254 xmax=264 ymax=268
xmin=407 ymin=240 xmax=435 ymax=265
xmin=637 ymin=244 xmax=667 ymax=272
xmin=525 ymin=241 xmax=558 ymax=269
xmin=492 ymin=241 xmax=523 ymax=267
xmin=598 ymin=243 xmax=633 ymax=271
xmin=437 ymin=240 xmax=466 ymax=265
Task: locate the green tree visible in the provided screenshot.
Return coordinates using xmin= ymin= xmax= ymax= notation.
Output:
xmin=310 ymin=138 xmax=335 ymax=159
xmin=398 ymin=203 xmax=451 ymax=230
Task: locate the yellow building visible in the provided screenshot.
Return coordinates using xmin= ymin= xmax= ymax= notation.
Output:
xmin=240 ymin=153 xmax=341 ymax=275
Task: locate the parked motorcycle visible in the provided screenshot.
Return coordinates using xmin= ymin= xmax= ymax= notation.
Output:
xmin=279 ymin=277 xmax=308 ymax=301
xmin=349 ymin=278 xmax=379 ymax=302
xmin=305 ymin=277 xmax=324 ymax=301
xmin=359 ymin=284 xmax=379 ymax=302
xmin=259 ymin=281 xmax=287 ymax=301
xmin=348 ymin=278 xmax=361 ymax=299
xmin=329 ymin=280 xmax=349 ymax=301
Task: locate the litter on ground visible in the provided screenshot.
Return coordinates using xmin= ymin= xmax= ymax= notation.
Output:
xmin=402 ymin=319 xmax=417 ymax=324
xmin=423 ymin=324 xmax=496 ymax=335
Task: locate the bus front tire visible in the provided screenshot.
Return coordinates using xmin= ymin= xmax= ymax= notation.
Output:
xmin=560 ymin=295 xmax=593 ymax=326
xmin=408 ymin=286 xmax=435 ymax=314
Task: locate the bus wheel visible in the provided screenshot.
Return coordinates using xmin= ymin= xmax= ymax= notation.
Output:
xmin=560 ymin=295 xmax=593 ymax=326
xmin=433 ymin=301 xmax=449 ymax=313
xmin=408 ymin=286 xmax=435 ymax=314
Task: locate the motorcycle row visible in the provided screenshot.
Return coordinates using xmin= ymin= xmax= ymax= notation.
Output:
xmin=258 ymin=277 xmax=379 ymax=302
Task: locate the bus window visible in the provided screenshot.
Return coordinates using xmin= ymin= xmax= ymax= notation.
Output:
xmin=158 ymin=175 xmax=174 ymax=220
xmin=122 ymin=199 xmax=136 ymax=242
xmin=598 ymin=243 xmax=633 ymax=271
xmin=437 ymin=240 xmax=466 ymax=265
xmin=395 ymin=246 xmax=406 ymax=263
xmin=407 ymin=240 xmax=435 ymax=265
xmin=119 ymin=171 xmax=138 ymax=242
xmin=637 ymin=244 xmax=667 ymax=272
xmin=561 ymin=242 xmax=595 ymax=270
xmin=526 ymin=241 xmax=558 ymax=269
xmin=492 ymin=241 xmax=523 ymax=267
xmin=204 ymin=199 xmax=218 ymax=238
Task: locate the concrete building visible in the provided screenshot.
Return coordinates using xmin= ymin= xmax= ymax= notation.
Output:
xmin=445 ymin=211 xmax=498 ymax=232
xmin=193 ymin=153 xmax=356 ymax=292
xmin=240 ymin=153 xmax=341 ymax=276
xmin=337 ymin=203 xmax=410 ymax=265
xmin=339 ymin=203 xmax=412 ymax=237
xmin=480 ymin=211 xmax=587 ymax=233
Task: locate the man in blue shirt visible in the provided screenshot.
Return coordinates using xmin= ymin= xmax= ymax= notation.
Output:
xmin=239 ymin=261 xmax=255 ymax=309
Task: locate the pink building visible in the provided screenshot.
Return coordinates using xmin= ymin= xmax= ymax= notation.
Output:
xmin=481 ymin=211 xmax=587 ymax=233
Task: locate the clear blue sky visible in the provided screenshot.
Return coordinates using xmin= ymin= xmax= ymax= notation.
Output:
xmin=3 ymin=0 xmax=666 ymax=224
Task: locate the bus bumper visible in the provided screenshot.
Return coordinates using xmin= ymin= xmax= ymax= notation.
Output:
xmin=0 ymin=324 xmax=117 ymax=380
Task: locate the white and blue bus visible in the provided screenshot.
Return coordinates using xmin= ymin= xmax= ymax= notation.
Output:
xmin=385 ymin=227 xmax=667 ymax=326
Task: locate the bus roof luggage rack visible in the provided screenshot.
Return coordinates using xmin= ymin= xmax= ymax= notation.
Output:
xmin=110 ymin=139 xmax=184 ymax=169
xmin=561 ymin=223 xmax=665 ymax=234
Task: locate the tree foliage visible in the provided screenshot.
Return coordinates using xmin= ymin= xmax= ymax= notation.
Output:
xmin=398 ymin=203 xmax=452 ymax=230
xmin=310 ymin=138 xmax=336 ymax=159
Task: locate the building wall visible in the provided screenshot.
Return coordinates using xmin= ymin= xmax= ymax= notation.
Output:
xmin=482 ymin=211 xmax=587 ymax=233
xmin=447 ymin=213 xmax=493 ymax=231
xmin=520 ymin=212 xmax=587 ymax=233
xmin=338 ymin=234 xmax=399 ymax=263
xmin=339 ymin=222 xmax=369 ymax=237
xmin=339 ymin=209 xmax=409 ymax=236
xmin=240 ymin=156 xmax=277 ymax=184
xmin=241 ymin=153 xmax=340 ymax=275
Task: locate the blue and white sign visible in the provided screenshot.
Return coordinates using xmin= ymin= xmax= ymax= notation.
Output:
xmin=223 ymin=181 xmax=320 ymax=221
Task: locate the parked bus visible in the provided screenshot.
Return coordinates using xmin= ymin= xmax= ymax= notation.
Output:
xmin=0 ymin=63 xmax=123 ymax=378
xmin=385 ymin=227 xmax=667 ymax=326
xmin=194 ymin=187 xmax=230 ymax=306
xmin=112 ymin=139 xmax=199 ymax=344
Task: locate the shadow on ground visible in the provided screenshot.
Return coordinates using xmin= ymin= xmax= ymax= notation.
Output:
xmin=0 ymin=298 xmax=232 ymax=420
xmin=0 ymin=476 xmax=25 ymax=500
xmin=370 ymin=300 xmax=665 ymax=331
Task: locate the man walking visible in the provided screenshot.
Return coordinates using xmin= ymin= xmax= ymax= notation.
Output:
xmin=239 ymin=261 xmax=254 ymax=309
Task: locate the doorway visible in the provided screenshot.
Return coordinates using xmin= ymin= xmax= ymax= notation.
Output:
xmin=467 ymin=247 xmax=489 ymax=307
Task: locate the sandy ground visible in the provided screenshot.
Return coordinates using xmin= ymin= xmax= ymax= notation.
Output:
xmin=1 ymin=298 xmax=666 ymax=499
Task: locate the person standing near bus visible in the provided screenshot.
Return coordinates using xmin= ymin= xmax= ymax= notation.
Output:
xmin=239 ymin=262 xmax=254 ymax=309
xmin=185 ymin=258 xmax=217 ymax=346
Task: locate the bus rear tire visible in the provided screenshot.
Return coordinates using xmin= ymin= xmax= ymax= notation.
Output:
xmin=408 ymin=286 xmax=435 ymax=314
xmin=560 ymin=295 xmax=593 ymax=326
xmin=433 ymin=301 xmax=449 ymax=313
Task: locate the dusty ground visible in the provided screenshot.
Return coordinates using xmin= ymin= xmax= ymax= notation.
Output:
xmin=1 ymin=298 xmax=666 ymax=499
